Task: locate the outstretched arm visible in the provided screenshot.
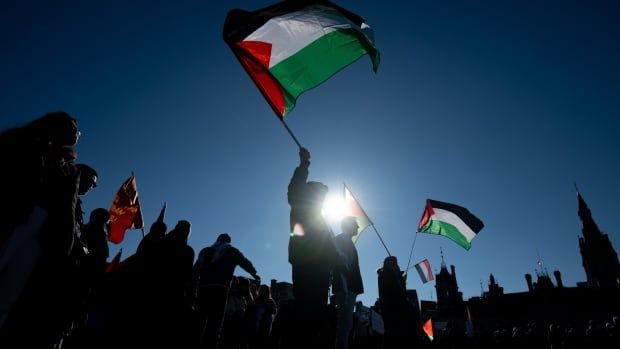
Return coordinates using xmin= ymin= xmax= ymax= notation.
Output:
xmin=288 ymin=147 xmax=311 ymax=202
xmin=238 ymin=252 xmax=260 ymax=283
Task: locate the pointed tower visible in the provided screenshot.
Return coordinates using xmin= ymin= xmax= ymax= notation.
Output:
xmin=435 ymin=249 xmax=464 ymax=310
xmin=577 ymin=189 xmax=620 ymax=288
xmin=484 ymin=273 xmax=504 ymax=297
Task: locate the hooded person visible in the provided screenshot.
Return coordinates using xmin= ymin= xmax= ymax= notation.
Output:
xmin=193 ymin=233 xmax=260 ymax=349
xmin=163 ymin=220 xmax=195 ymax=301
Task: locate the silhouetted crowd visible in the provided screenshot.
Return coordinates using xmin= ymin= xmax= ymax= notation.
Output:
xmin=0 ymin=113 xmax=618 ymax=349
xmin=0 ymin=113 xmax=428 ymax=349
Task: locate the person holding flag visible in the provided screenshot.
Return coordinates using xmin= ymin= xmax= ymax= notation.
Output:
xmin=378 ymin=256 xmax=431 ymax=349
xmin=287 ymin=147 xmax=339 ymax=348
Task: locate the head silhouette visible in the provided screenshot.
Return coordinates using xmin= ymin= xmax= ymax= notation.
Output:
xmin=216 ymin=233 xmax=231 ymax=243
xmin=149 ymin=221 xmax=168 ymax=239
xmin=306 ymin=181 xmax=328 ymax=207
xmin=341 ymin=216 xmax=359 ymax=237
xmin=169 ymin=220 xmax=191 ymax=242
xmin=384 ymin=256 xmax=398 ymax=270
xmin=258 ymin=284 xmax=271 ymax=300
xmin=89 ymin=208 xmax=109 ymax=225
xmin=26 ymin=111 xmax=79 ymax=147
xmin=76 ymin=164 xmax=98 ymax=195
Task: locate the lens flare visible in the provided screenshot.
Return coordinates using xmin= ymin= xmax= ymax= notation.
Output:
xmin=322 ymin=195 xmax=347 ymax=221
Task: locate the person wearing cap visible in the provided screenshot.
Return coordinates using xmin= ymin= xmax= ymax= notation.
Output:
xmin=193 ymin=233 xmax=260 ymax=349
xmin=287 ymin=147 xmax=340 ymax=348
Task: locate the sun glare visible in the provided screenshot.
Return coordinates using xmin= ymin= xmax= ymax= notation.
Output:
xmin=322 ymin=195 xmax=347 ymax=221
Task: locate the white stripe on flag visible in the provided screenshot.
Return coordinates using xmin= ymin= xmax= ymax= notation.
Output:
xmin=422 ymin=260 xmax=433 ymax=281
xmin=431 ymin=208 xmax=477 ymax=242
xmin=243 ymin=5 xmax=358 ymax=68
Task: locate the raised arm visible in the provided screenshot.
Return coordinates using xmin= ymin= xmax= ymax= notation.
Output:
xmin=288 ymin=147 xmax=311 ymax=204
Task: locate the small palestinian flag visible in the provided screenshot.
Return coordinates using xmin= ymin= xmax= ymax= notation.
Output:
xmin=344 ymin=184 xmax=372 ymax=243
xmin=414 ymin=259 xmax=434 ymax=283
xmin=223 ymin=0 xmax=380 ymax=117
xmin=418 ymin=199 xmax=484 ymax=250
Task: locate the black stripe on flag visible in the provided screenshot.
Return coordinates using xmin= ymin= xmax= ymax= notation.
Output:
xmin=428 ymin=199 xmax=484 ymax=234
xmin=223 ymin=0 xmax=367 ymax=44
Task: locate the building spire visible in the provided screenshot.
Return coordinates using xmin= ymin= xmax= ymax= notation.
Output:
xmin=575 ymin=185 xmax=620 ymax=288
xmin=440 ymin=246 xmax=446 ymax=269
xmin=576 ymin=186 xmax=602 ymax=240
xmin=536 ymin=249 xmax=543 ymax=272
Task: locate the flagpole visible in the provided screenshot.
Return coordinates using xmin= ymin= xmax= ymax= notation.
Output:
xmin=130 ymin=170 xmax=144 ymax=239
xmin=227 ymin=46 xmax=304 ymax=150
xmin=370 ymin=223 xmax=391 ymax=256
xmin=405 ymin=232 xmax=419 ymax=277
xmin=278 ymin=117 xmax=303 ymax=149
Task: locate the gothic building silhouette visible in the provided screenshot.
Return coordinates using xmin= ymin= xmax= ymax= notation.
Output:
xmin=421 ymin=189 xmax=620 ymax=338
xmin=577 ymin=190 xmax=620 ymax=288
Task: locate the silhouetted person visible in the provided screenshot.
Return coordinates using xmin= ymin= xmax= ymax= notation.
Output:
xmin=160 ymin=220 xmax=195 ymax=348
xmin=109 ymin=220 xmax=169 ymax=349
xmin=81 ymin=208 xmax=110 ymax=275
xmin=137 ymin=221 xmax=167 ymax=257
xmin=0 ymin=111 xmax=79 ymax=246
xmin=0 ymin=112 xmax=81 ymax=348
xmin=62 ymin=163 xmax=100 ymax=345
xmin=62 ymin=208 xmax=109 ymax=349
xmin=74 ymin=164 xmax=98 ymax=230
xmin=287 ymin=147 xmax=339 ymax=348
xmin=378 ymin=256 xmax=417 ymax=349
xmin=221 ymin=276 xmax=247 ymax=349
xmin=333 ymin=217 xmax=364 ymax=349
xmin=238 ymin=277 xmax=256 ymax=349
xmin=252 ymin=284 xmax=277 ymax=348
xmin=194 ymin=233 xmax=260 ymax=349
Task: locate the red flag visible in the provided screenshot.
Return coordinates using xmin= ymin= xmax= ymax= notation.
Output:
xmin=105 ymin=249 xmax=123 ymax=273
xmin=108 ymin=174 xmax=143 ymax=244
xmin=423 ymin=318 xmax=434 ymax=341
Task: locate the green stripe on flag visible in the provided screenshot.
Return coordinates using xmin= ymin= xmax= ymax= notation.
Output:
xmin=269 ymin=28 xmax=379 ymax=115
xmin=421 ymin=219 xmax=472 ymax=250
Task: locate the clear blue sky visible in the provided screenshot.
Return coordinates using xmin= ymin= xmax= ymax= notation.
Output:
xmin=1 ymin=0 xmax=619 ymax=306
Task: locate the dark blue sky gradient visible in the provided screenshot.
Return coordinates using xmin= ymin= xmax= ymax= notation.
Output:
xmin=1 ymin=0 xmax=619 ymax=306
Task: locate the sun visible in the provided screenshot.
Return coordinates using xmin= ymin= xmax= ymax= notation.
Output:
xmin=322 ymin=194 xmax=347 ymax=221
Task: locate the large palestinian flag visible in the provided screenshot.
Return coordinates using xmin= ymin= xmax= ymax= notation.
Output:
xmin=418 ymin=199 xmax=484 ymax=250
xmin=223 ymin=0 xmax=380 ymax=117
